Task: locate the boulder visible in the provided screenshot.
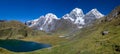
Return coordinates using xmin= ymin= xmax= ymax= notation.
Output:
xmin=101 ymin=31 xmax=109 ymax=35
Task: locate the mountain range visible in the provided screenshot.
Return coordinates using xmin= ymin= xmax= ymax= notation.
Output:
xmin=26 ymin=8 xmax=104 ymax=32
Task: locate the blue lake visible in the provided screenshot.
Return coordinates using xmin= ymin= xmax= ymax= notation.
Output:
xmin=0 ymin=39 xmax=51 ymax=52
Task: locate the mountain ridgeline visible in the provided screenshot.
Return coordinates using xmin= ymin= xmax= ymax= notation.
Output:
xmin=26 ymin=8 xmax=104 ymax=32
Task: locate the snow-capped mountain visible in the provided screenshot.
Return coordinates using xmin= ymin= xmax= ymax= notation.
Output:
xmin=83 ymin=9 xmax=104 ymax=25
xmin=26 ymin=8 xmax=104 ymax=32
xmin=63 ymin=8 xmax=85 ymax=28
xmin=86 ymin=9 xmax=104 ymax=18
xmin=26 ymin=13 xmax=60 ymax=32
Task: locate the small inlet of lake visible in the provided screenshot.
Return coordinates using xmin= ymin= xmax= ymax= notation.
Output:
xmin=0 ymin=39 xmax=51 ymax=52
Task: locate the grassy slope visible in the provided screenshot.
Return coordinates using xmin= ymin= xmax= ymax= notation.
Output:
xmin=0 ymin=21 xmax=34 ymax=39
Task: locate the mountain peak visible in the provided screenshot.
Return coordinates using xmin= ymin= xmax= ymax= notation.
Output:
xmin=91 ymin=8 xmax=98 ymax=12
xmin=45 ymin=13 xmax=58 ymax=19
xmin=71 ymin=8 xmax=83 ymax=14
xmin=62 ymin=8 xmax=85 ymax=28
xmin=86 ymin=8 xmax=104 ymax=18
xmin=69 ymin=8 xmax=84 ymax=19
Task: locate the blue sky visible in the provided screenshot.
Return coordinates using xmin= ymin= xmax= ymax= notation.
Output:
xmin=0 ymin=0 xmax=120 ymax=22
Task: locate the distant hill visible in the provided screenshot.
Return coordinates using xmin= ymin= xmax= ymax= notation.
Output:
xmin=0 ymin=20 xmax=36 ymax=39
xmin=0 ymin=20 xmax=6 ymax=22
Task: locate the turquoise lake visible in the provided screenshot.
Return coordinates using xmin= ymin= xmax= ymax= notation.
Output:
xmin=0 ymin=39 xmax=51 ymax=52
